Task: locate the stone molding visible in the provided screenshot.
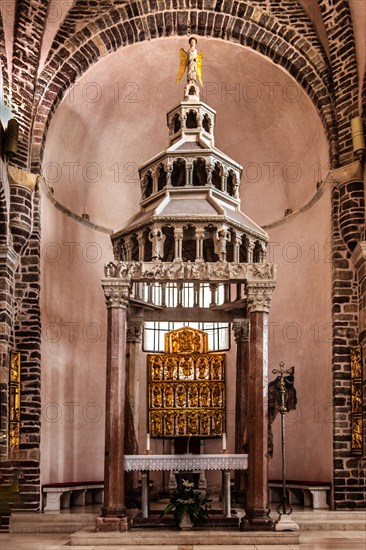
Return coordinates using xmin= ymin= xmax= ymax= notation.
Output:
xmin=246 ymin=282 xmax=276 ymax=314
xmin=8 ymin=166 xmax=37 ymax=191
xmin=101 ymin=280 xmax=131 ymax=309
xmin=233 ymin=319 xmax=250 ymax=343
xmin=104 ymin=260 xmax=276 ymax=284
xmin=326 ymin=160 xmax=363 ymax=188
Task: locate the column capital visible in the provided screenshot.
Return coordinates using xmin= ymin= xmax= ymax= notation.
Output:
xmin=126 ymin=318 xmax=143 ymax=343
xmin=102 ymin=279 xmax=130 ymax=309
xmin=326 ymin=159 xmax=363 ymax=188
xmin=233 ymin=319 xmax=250 ymax=343
xmin=8 ymin=166 xmax=38 ymax=191
xmin=246 ymin=282 xmax=275 ymax=314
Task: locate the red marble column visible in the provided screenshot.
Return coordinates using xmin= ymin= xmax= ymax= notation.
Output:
xmin=241 ymin=283 xmax=275 ymax=531
xmin=233 ymin=319 xmax=250 ymax=499
xmin=96 ymin=280 xmax=130 ymax=532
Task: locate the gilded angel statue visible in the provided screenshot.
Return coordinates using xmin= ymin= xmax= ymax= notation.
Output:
xmin=176 ymin=37 xmax=203 ymax=86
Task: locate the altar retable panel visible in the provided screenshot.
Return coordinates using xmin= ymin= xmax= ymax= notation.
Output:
xmin=147 ymin=327 xmax=226 ymax=438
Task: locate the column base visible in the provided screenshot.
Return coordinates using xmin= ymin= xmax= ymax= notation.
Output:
xmin=96 ymin=516 xmax=128 ymax=532
xmin=240 ymin=508 xmax=275 ymax=531
xmin=274 ymin=513 xmax=299 ymax=531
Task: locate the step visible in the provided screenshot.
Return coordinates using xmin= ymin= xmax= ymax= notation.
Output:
xmin=9 ymin=511 xmax=98 ymax=534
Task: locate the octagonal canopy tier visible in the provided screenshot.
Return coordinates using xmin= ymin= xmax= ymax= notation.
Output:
xmin=111 ymin=66 xmax=269 ymax=266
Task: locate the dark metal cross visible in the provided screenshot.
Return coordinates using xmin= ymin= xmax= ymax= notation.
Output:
xmin=272 ymin=361 xmax=296 ymax=517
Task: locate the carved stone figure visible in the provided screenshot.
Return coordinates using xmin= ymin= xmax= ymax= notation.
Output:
xmin=214 ymin=229 xmax=231 ymax=261
xmin=176 ymin=37 xmax=203 ymax=86
xmin=149 ymin=228 xmax=166 ymax=260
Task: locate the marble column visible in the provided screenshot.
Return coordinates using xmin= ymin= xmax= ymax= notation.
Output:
xmin=233 ymin=319 xmax=250 ymax=500
xmin=96 ymin=280 xmax=130 ymax=532
xmin=241 ymin=282 xmax=275 ymax=531
xmin=126 ymin=318 xmax=143 ymax=491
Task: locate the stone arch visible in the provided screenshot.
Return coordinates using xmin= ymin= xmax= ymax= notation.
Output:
xmin=171 ymin=158 xmax=186 ymax=187
xmin=185 ymin=109 xmax=198 ymax=129
xmin=157 ymin=164 xmax=167 ymax=192
xmin=182 ymin=225 xmax=197 ymax=262
xmin=142 ymin=171 xmax=153 ymax=199
xmin=203 ymin=224 xmax=219 ymax=262
xmin=0 ymin=12 xmax=10 ymax=109
xmin=30 ymin=4 xmax=339 ymax=172
xmin=162 ymin=225 xmax=175 ymax=262
xmin=172 ymin=113 xmax=181 ymax=134
xmin=192 ymin=158 xmax=206 ymax=186
xmin=317 ymin=0 xmax=359 ymax=165
xmin=202 ymin=114 xmax=212 ymax=134
xmin=0 ymin=181 xmax=8 ymax=244
xmin=212 ymin=162 xmax=222 ymax=191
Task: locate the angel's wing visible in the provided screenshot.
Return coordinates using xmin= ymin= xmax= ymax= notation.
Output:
xmin=176 ymin=48 xmax=188 ymax=83
xmin=196 ymin=51 xmax=203 ymax=86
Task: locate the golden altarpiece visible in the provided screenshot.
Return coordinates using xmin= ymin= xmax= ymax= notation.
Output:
xmin=97 ymin=40 xmax=277 ymax=532
xmin=148 ymin=327 xmax=225 ymax=439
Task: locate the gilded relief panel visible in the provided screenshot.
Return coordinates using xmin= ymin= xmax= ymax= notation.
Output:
xmin=148 ymin=327 xmax=225 ymax=438
xmin=9 ymin=351 xmax=21 ymax=451
xmin=350 ymin=346 xmax=363 ymax=455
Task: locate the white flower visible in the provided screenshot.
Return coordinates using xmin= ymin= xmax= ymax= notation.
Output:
xmin=182 ymin=479 xmax=194 ymax=488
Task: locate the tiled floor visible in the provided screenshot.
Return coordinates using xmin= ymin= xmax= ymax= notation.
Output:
xmin=0 ymin=531 xmax=365 ymax=550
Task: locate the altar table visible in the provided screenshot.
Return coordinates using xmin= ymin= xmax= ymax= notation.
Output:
xmin=125 ymin=454 xmax=248 ymax=518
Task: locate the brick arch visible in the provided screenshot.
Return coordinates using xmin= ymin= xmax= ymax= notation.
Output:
xmin=317 ymin=0 xmax=359 ymax=165
xmin=46 ymin=0 xmax=328 ymax=62
xmin=0 ymin=180 xmax=8 ymax=243
xmin=0 ymin=11 xmax=10 ymax=107
xmin=31 ymin=6 xmax=336 ymax=172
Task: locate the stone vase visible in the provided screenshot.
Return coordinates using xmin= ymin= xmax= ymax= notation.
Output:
xmin=179 ymin=510 xmax=194 ymax=530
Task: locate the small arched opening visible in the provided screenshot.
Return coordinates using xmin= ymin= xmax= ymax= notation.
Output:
xmin=144 ymin=227 xmax=153 ymax=261
xmin=162 ymin=226 xmax=175 ymax=262
xmin=171 ymin=159 xmax=186 ymax=187
xmin=203 ymin=226 xmax=219 ymax=262
xmin=143 ymin=171 xmax=153 ymax=198
xmin=157 ymin=164 xmax=167 ymax=192
xmin=130 ymin=234 xmax=139 ymax=261
xmin=186 ymin=110 xmax=198 ymax=129
xmin=240 ymin=235 xmax=248 ymax=263
xmin=212 ymin=163 xmax=222 ymax=191
xmin=202 ymin=114 xmax=211 ymax=133
xmin=192 ymin=158 xmax=206 ymax=186
xmin=173 ymin=113 xmax=181 ymax=133
xmin=182 ymin=225 xmax=197 ymax=261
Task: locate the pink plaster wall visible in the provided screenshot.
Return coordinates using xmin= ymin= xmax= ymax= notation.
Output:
xmin=41 ymin=38 xmax=332 ymax=486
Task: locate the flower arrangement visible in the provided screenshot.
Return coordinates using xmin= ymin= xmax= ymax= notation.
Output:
xmin=162 ymin=479 xmax=211 ymax=526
